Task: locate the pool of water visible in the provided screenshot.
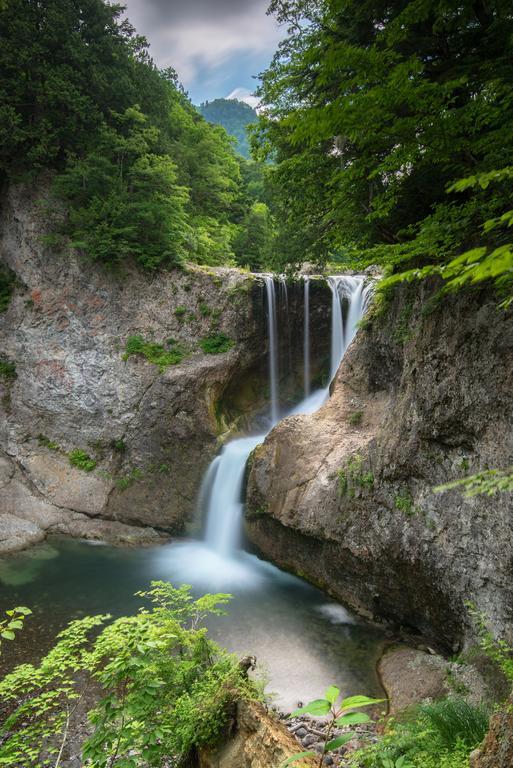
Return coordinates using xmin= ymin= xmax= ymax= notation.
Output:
xmin=0 ymin=537 xmax=384 ymax=710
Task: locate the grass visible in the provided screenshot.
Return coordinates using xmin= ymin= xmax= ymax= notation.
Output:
xmin=198 ymin=303 xmax=212 ymax=316
xmin=420 ymin=699 xmax=490 ymax=749
xmin=69 ymin=449 xmax=97 ymax=472
xmin=199 ymin=333 xmax=235 ymax=354
xmin=123 ymin=335 xmax=185 ymax=372
xmin=394 ymin=492 xmax=416 ymax=516
xmin=174 ymin=306 xmax=187 ymax=318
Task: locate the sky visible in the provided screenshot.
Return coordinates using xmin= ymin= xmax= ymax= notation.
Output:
xmin=123 ymin=0 xmax=285 ymax=107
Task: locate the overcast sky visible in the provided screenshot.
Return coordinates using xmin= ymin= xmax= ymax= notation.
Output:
xmin=123 ymin=0 xmax=284 ymax=106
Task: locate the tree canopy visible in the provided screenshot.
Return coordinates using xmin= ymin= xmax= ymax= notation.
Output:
xmin=0 ymin=0 xmax=272 ymax=271
xmin=255 ymin=0 xmax=513 ymax=298
xmin=199 ymin=98 xmax=258 ymax=160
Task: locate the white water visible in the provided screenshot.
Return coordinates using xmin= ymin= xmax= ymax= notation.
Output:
xmin=264 ymin=275 xmax=280 ymax=424
xmin=165 ymin=274 xmax=370 ymax=589
xmin=303 ymin=276 xmax=310 ymax=397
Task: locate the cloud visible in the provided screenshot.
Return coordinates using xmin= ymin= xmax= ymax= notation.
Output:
xmin=226 ymin=87 xmax=261 ymax=110
xmin=123 ymin=0 xmax=283 ymax=97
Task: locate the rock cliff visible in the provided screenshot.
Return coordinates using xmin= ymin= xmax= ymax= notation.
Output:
xmin=246 ymin=281 xmax=513 ymax=651
xmin=0 ymin=182 xmax=269 ymax=552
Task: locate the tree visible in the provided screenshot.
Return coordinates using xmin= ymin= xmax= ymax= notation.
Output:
xmin=255 ymin=0 xmax=513 ymax=278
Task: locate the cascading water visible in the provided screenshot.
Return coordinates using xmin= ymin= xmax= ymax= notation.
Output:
xmin=303 ymin=276 xmax=310 ymax=397
xmin=165 ymin=274 xmax=370 ymax=587
xmin=264 ymin=275 xmax=280 ymax=424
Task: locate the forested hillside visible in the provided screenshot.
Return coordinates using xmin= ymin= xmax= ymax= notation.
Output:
xmin=254 ymin=0 xmax=513 ymax=304
xmin=198 ymin=98 xmax=258 ymax=159
xmin=0 ymin=0 xmax=270 ymax=270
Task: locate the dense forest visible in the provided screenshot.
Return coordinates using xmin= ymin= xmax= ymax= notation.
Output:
xmin=254 ymin=0 xmax=513 ymax=302
xmin=198 ymin=98 xmax=258 ymax=160
xmin=0 ymin=0 xmax=271 ymax=271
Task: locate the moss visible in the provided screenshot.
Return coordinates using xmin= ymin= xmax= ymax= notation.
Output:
xmin=349 ymin=409 xmax=363 ymax=426
xmin=394 ymin=491 xmax=418 ymax=516
xmin=123 ymin=335 xmax=185 ymax=372
xmin=337 ymin=453 xmax=374 ymax=499
xmin=200 ymin=333 xmax=235 ymax=354
xmin=393 ymin=296 xmax=415 ymax=344
xmin=0 ymin=264 xmax=16 ymax=313
xmin=37 ymin=434 xmax=60 ymax=451
xmin=0 ymin=358 xmax=16 ymax=381
xmin=69 ymin=449 xmax=97 ymax=472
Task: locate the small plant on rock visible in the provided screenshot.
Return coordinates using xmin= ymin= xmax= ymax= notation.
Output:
xmin=200 ymin=332 xmax=235 ymax=354
xmin=69 ymin=449 xmax=97 ymax=472
xmin=283 ymin=688 xmax=384 ymax=767
xmin=123 ymin=335 xmax=185 ymax=371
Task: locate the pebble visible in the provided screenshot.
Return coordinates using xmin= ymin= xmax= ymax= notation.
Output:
xmin=302 ymin=733 xmax=316 ymax=747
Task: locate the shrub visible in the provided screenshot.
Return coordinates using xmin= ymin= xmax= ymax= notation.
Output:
xmin=200 ymin=333 xmax=235 ymax=354
xmin=69 ymin=449 xmax=97 ymax=472
xmin=0 ymin=583 xmax=259 ymax=767
xmin=420 ymin=699 xmax=490 ymax=749
xmin=123 ymin=335 xmax=185 ymax=372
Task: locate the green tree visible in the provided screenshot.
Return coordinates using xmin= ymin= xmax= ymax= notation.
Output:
xmin=199 ymin=98 xmax=258 ymax=159
xmin=233 ymin=201 xmax=274 ymax=271
xmin=256 ymin=0 xmax=513 ymax=276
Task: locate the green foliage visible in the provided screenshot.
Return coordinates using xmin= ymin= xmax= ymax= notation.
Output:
xmin=0 ymin=0 xmax=267 ymax=270
xmin=115 ymin=467 xmax=144 ymax=491
xmin=338 ymin=454 xmax=374 ymax=499
xmin=256 ymin=1 xmax=513 ymax=278
xmin=199 ymin=302 xmax=212 ymax=316
xmin=0 ymin=583 xmax=258 ymax=767
xmin=174 ymin=306 xmax=187 ymax=318
xmin=123 ymin=335 xmax=185 ymax=371
xmin=468 ymin=604 xmax=513 ymax=683
xmin=420 ymin=699 xmax=490 ymax=750
xmin=435 ymin=467 xmax=513 ymax=497
xmin=233 ymin=201 xmax=274 ymax=271
xmin=69 ymin=449 xmax=97 ymax=472
xmin=349 ymin=410 xmax=363 ymax=426
xmin=110 ymin=438 xmax=127 ymax=454
xmin=199 ymin=98 xmax=258 ymax=159
xmin=200 ymin=333 xmax=235 ymax=355
xmin=285 ymin=687 xmax=383 ymax=767
xmin=37 ymin=434 xmax=60 ymax=451
xmin=0 ymin=358 xmax=16 ymax=381
xmin=349 ymin=704 xmax=484 ymax=768
xmin=0 ymin=606 xmax=31 ymax=650
xmin=394 ymin=492 xmax=416 ymax=517
xmin=0 ymin=264 xmax=15 ymax=312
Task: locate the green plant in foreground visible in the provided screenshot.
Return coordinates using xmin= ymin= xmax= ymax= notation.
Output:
xmin=435 ymin=467 xmax=513 ymax=497
xmin=123 ymin=335 xmax=185 ymax=372
xmin=0 ymin=606 xmax=31 ymax=652
xmin=468 ymin=603 xmax=513 ymax=682
xmin=283 ymin=688 xmax=384 ymax=767
xmin=200 ymin=332 xmax=235 ymax=354
xmin=69 ymin=449 xmax=97 ymax=472
xmin=0 ymin=583 xmax=258 ymax=767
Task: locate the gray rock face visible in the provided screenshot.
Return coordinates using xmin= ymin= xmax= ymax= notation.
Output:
xmin=246 ymin=281 xmax=513 ymax=651
xmin=0 ymin=182 xmax=268 ymax=551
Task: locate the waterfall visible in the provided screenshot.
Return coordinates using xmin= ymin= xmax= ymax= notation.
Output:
xmin=303 ymin=277 xmax=310 ymax=397
xmin=167 ymin=273 xmax=371 ymax=585
xmin=264 ymin=276 xmax=279 ymax=424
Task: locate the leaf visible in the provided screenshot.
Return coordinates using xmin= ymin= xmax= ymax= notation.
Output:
xmin=340 ymin=695 xmax=385 ymax=710
xmin=324 ymin=685 xmax=340 ymax=704
xmin=16 ymin=607 xmax=32 ymax=615
xmin=325 ymin=732 xmax=355 ymax=751
xmin=1 ymin=630 xmax=15 ymax=640
xmin=335 ymin=711 xmax=371 ymax=726
xmin=280 ymin=751 xmax=316 ymax=767
xmin=292 ymin=699 xmax=331 ymax=717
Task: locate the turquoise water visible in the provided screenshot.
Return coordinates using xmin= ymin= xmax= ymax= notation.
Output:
xmin=0 ymin=537 xmax=384 ymax=709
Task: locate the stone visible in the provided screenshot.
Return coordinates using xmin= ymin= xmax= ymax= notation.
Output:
xmin=469 ymin=693 xmax=513 ymax=768
xmin=198 ymin=699 xmax=317 ymax=768
xmin=246 ymin=280 xmax=513 ymax=649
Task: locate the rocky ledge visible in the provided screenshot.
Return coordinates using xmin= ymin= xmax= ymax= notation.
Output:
xmin=0 ymin=182 xmax=270 ymax=552
xmin=246 ymin=281 xmax=513 ymax=651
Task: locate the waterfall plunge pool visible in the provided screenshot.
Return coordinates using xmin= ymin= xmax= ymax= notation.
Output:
xmin=0 ymin=537 xmax=384 ymax=710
